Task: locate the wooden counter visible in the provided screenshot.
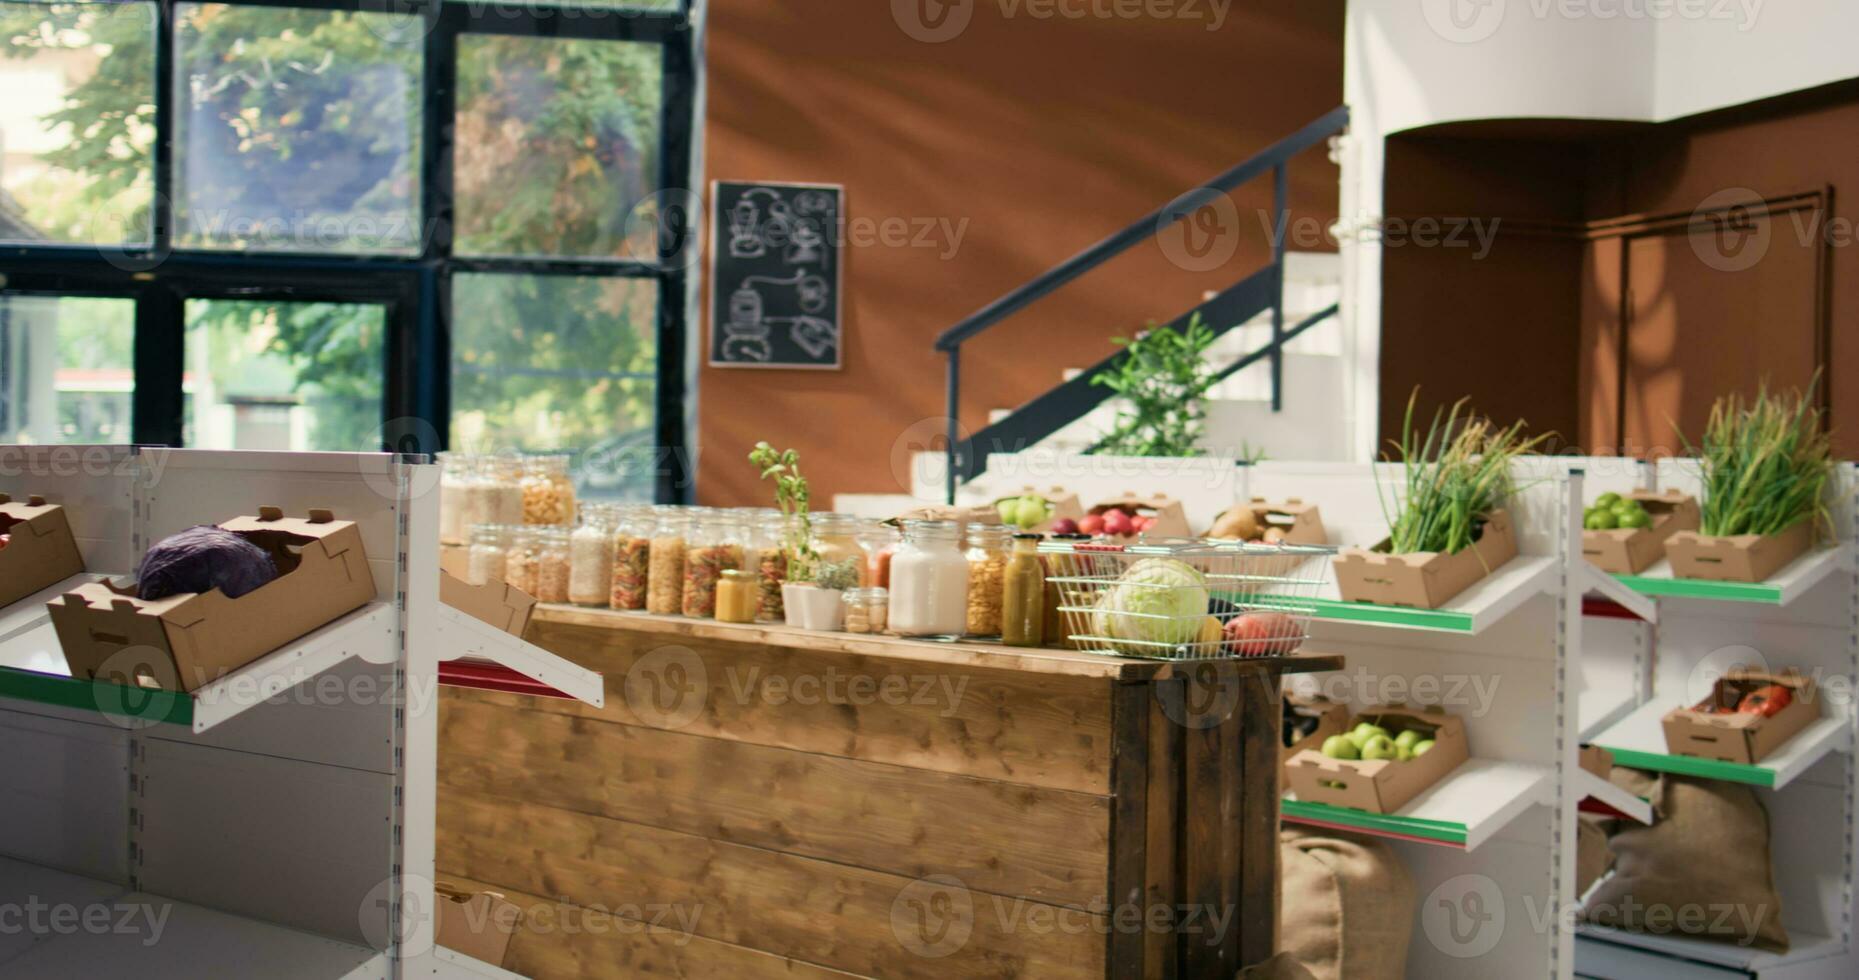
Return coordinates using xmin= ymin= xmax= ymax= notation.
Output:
xmin=436 ymin=607 xmax=1341 ymax=979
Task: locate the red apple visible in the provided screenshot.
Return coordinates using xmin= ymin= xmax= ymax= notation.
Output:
xmin=1077 ymin=513 xmax=1105 ymax=536
xmin=1132 ymin=515 xmax=1155 ymax=532
xmin=1049 ymin=517 xmax=1080 ymax=535
xmin=1222 ymin=612 xmax=1303 ymax=657
xmin=1102 ymin=510 xmax=1135 ymax=537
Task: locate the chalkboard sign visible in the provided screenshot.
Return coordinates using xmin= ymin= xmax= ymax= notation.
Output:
xmin=708 ymin=181 xmax=844 ymax=370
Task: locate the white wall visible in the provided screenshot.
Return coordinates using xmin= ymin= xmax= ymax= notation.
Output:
xmin=1653 ymin=1 xmax=1859 ymax=119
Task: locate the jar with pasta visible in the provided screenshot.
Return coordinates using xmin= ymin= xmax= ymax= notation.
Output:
xmin=504 ymin=526 xmax=541 ymax=596
xmin=465 ymin=524 xmax=507 ymax=586
xmin=753 ymin=512 xmax=791 ymax=622
xmin=439 ymin=452 xmax=473 ymax=546
xmin=569 ymin=504 xmax=615 ymax=606
xmin=610 ymin=505 xmax=652 ymax=610
xmin=963 ymin=524 xmax=1011 ymax=637
xmin=521 ymin=454 xmax=576 ymax=526
xmin=534 ymin=527 xmax=571 ymax=603
xmin=646 ymin=508 xmax=690 ymax=615
xmin=683 ymin=510 xmax=745 ymax=618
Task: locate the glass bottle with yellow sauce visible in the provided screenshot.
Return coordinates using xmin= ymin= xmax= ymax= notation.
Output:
xmin=1001 ymin=533 xmax=1046 ymax=647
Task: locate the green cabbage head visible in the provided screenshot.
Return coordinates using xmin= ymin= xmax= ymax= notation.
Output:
xmin=1095 ymin=557 xmax=1209 ymax=649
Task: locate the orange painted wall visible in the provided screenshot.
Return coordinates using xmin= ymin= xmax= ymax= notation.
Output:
xmin=696 ymin=1 xmax=1345 ymax=505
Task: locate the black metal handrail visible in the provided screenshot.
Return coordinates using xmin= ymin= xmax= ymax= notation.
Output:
xmin=937 ymin=105 xmax=1349 ymax=501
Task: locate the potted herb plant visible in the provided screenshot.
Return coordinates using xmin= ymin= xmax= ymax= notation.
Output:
xmin=750 ymin=442 xmax=853 ymax=629
xmin=1666 ymin=383 xmax=1833 ymax=582
xmin=1334 ymin=393 xmax=1546 ymax=609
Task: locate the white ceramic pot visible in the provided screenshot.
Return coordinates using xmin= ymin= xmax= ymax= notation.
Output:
xmin=782 ymin=582 xmax=846 ymax=631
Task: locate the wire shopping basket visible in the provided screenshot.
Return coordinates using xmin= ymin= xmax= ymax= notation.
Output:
xmin=1039 ymin=537 xmax=1336 ymax=661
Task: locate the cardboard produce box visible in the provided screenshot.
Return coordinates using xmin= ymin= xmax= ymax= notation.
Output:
xmin=0 ymin=493 xmax=85 ymax=607
xmin=49 ymin=508 xmax=375 ymax=694
xmin=441 ymin=569 xmax=536 ymax=637
xmin=435 ymin=882 xmax=523 ymax=968
xmin=1662 ymin=670 xmax=1819 ymax=765
xmin=1285 ymin=706 xmax=1470 ymax=815
xmin=991 ymin=485 xmax=1084 ymax=533
xmin=1582 ymin=490 xmax=1700 ymax=575
xmin=1282 ymin=694 xmax=1351 ymax=783
xmin=1664 ymin=521 xmax=1816 ymax=584
xmin=439 ymin=541 xmax=471 ymax=582
xmin=1208 ymin=497 xmax=1328 ymax=545
xmin=1579 ymin=744 xmax=1616 ymax=780
xmin=1333 ymin=509 xmax=1518 ymax=610
xmin=1088 ymin=492 xmax=1191 ymax=538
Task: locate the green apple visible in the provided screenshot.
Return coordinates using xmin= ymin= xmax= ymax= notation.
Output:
xmin=1585 ymin=510 xmax=1618 ymax=530
xmin=1617 ymin=509 xmax=1651 ymax=529
xmin=1359 ymin=734 xmax=1399 ymax=761
xmin=1412 ymin=739 xmax=1435 ymax=757
xmin=1595 ymin=492 xmax=1622 ymax=508
xmin=996 ymin=499 xmax=1018 ymax=523
xmin=1394 ymin=729 xmax=1424 ymax=751
xmin=1395 ymin=743 xmax=1414 ymax=761
xmin=1347 ymin=722 xmax=1391 ymax=749
xmin=1320 ymin=735 xmax=1360 ymax=761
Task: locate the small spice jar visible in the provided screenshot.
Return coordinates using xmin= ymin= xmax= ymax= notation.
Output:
xmin=521 ymin=454 xmax=576 ymax=526
xmin=888 ymin=520 xmax=969 ymax=637
xmin=751 ymin=512 xmax=791 ymax=622
xmin=1001 ymin=534 xmax=1046 ymax=647
xmin=647 ymin=508 xmax=691 ymax=615
xmin=465 ymin=523 xmax=507 ymax=587
xmin=683 ymin=509 xmax=745 ymax=618
xmin=504 ymin=526 xmax=540 ymax=596
xmin=569 ymin=504 xmax=614 ymax=606
xmin=716 ymin=569 xmax=758 ymax=624
xmin=535 ymin=527 xmax=572 ymax=603
xmin=439 ymin=452 xmax=473 ymax=546
xmin=610 ymin=505 xmax=652 ymax=610
xmin=843 ymin=587 xmax=889 ymax=634
xmin=963 ymin=524 xmax=1011 ymax=637
xmin=859 ymin=522 xmax=901 ymax=589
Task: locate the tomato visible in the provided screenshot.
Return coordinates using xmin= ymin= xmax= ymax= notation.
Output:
xmin=1222 ymin=612 xmax=1303 ymax=657
xmin=1737 ymin=685 xmax=1793 ymax=718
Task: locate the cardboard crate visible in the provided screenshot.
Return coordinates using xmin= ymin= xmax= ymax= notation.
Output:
xmin=1581 ymin=490 xmax=1700 ymax=575
xmin=1664 ymin=521 xmax=1816 ymax=583
xmin=1088 ymin=493 xmax=1191 ymax=538
xmin=1579 ymin=744 xmax=1616 ymax=780
xmin=49 ymin=508 xmax=375 ymax=694
xmin=439 ymin=541 xmax=471 ymax=582
xmin=435 ymin=881 xmax=523 ymax=968
xmin=0 ymin=493 xmax=85 ymax=607
xmin=1284 ymin=707 xmax=1470 ymax=815
xmin=1207 ymin=497 xmax=1328 ymax=545
xmin=1662 ymin=669 xmax=1819 ymax=765
xmin=441 ymin=569 xmax=536 ymax=637
xmin=1332 ymin=509 xmax=1519 ymax=610
xmin=1282 ymin=694 xmax=1350 ymax=783
xmin=990 ymin=485 xmax=1084 ymax=533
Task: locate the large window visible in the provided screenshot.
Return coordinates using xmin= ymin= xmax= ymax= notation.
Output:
xmin=0 ymin=0 xmax=697 ymax=502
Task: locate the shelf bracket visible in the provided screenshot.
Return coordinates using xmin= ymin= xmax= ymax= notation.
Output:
xmin=1580 ymin=562 xmax=1658 ymax=623
xmin=433 ymin=605 xmax=605 ymax=708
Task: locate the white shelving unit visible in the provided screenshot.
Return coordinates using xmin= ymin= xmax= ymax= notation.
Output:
xmin=0 ymin=447 xmax=599 ymax=979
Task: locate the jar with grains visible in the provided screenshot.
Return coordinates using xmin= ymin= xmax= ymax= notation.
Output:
xmin=963 ymin=524 xmax=1011 ymax=637
xmin=534 ymin=527 xmax=571 ymax=603
xmin=569 ymin=504 xmax=615 ymax=606
xmin=683 ymin=509 xmax=745 ymax=618
xmin=610 ymin=505 xmax=652 ymax=610
xmin=1001 ymin=534 xmax=1045 ymax=647
xmin=753 ymin=512 xmax=791 ymax=622
xmin=438 ymin=452 xmax=473 ymax=546
xmin=646 ymin=508 xmax=690 ymax=615
xmin=470 ymin=454 xmax=525 ymax=527
xmin=811 ymin=513 xmax=862 ymax=571
xmin=521 ymin=454 xmax=576 ymax=526
xmin=715 ymin=569 xmax=758 ymax=624
xmin=859 ymin=522 xmax=901 ymax=589
xmin=504 ymin=526 xmax=541 ymax=596
xmin=843 ymin=587 xmax=889 ymax=634
xmin=888 ymin=520 xmax=968 ymax=637
xmin=465 ymin=524 xmax=507 ymax=587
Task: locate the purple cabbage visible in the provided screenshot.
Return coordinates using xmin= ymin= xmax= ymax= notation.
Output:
xmin=137 ymin=526 xmax=280 ymax=601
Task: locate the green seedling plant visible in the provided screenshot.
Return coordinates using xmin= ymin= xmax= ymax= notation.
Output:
xmin=811 ymin=559 xmax=860 ymax=592
xmin=1091 ymin=313 xmax=1219 ymax=458
xmin=1378 ymin=391 xmax=1548 ymax=556
xmin=1686 ymin=381 xmax=1833 ymax=538
xmin=750 ymin=442 xmax=819 ymax=583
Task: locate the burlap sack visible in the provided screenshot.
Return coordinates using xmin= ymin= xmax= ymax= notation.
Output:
xmin=1238 ymin=952 xmax=1318 ymax=980
xmin=1580 ymin=768 xmax=1790 ymax=952
xmin=1576 ymin=815 xmax=1615 ymax=899
xmin=1279 ymin=827 xmax=1416 ymax=980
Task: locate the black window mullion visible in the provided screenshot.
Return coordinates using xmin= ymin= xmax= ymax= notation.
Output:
xmin=152 ymin=0 xmax=175 ymax=258
xmin=653 ymin=14 xmax=697 ymax=503
xmin=131 ymin=283 xmax=184 ymax=447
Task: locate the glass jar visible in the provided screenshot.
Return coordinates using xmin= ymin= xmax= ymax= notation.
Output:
xmin=504 ymin=526 xmax=540 ymax=596
xmin=471 ymin=454 xmax=525 ymax=527
xmin=888 ymin=520 xmax=969 ymax=637
xmin=610 ymin=505 xmax=652 ymax=610
xmin=963 ymin=524 xmax=1011 ymax=637
xmin=1001 ymin=534 xmax=1046 ymax=647
xmin=647 ymin=508 xmax=690 ymax=615
xmin=716 ymin=569 xmax=758 ymax=624
xmin=683 ymin=509 xmax=745 ymax=618
xmin=535 ymin=527 xmax=571 ymax=603
xmin=439 ymin=452 xmax=473 ymax=546
xmin=521 ymin=454 xmax=576 ymax=526
xmin=843 ymin=587 xmax=889 ymax=635
xmin=1042 ymin=535 xmax=1085 ymax=648
xmin=569 ymin=504 xmax=614 ymax=606
xmin=811 ymin=512 xmax=862 ymax=571
xmin=859 ymin=522 xmax=901 ymax=589
xmin=752 ymin=513 xmax=791 ymax=622
xmin=465 ymin=524 xmax=507 ymax=587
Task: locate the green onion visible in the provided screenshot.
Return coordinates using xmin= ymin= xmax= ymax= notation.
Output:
xmin=1686 ymin=381 xmax=1832 ymax=538
xmin=1378 ymin=392 xmax=1548 ymax=555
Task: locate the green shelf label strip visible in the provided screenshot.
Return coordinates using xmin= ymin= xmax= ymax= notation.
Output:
xmin=1248 ymin=595 xmax=1476 ymax=633
xmin=1602 ymin=747 xmax=1775 ymax=788
xmin=0 ymin=668 xmax=192 ymax=728
xmin=1611 ymin=575 xmax=1782 ymax=605
xmin=1281 ymin=799 xmax=1469 ymax=845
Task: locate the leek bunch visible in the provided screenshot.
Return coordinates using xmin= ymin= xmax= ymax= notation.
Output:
xmin=1380 ymin=394 xmax=1547 ymax=555
xmin=1691 ymin=384 xmax=1832 ymax=538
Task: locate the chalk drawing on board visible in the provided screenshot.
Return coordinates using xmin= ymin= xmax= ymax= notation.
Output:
xmin=710 ymin=181 xmax=845 ymax=370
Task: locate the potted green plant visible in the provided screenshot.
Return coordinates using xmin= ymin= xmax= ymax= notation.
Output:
xmin=749 ymin=442 xmax=853 ymax=629
xmin=1090 ymin=313 xmax=1218 ymax=458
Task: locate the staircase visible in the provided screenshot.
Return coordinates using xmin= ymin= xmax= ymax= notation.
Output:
xmin=934 ymin=106 xmax=1351 ymax=503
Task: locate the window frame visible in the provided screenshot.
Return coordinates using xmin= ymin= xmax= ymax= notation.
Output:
xmin=0 ymin=0 xmax=700 ymax=502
